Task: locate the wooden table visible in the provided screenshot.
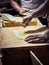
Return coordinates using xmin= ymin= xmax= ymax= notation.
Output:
xmin=0 ymin=16 xmax=49 ymax=65
xmin=0 ymin=27 xmax=49 ymax=65
xmin=0 ymin=27 xmax=49 ymax=49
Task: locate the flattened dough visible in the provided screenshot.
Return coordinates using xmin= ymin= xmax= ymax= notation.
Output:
xmin=13 ymin=25 xmax=47 ymax=39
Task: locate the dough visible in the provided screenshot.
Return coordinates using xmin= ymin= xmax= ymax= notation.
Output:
xmin=1 ymin=13 xmax=15 ymax=22
xmin=13 ymin=25 xmax=47 ymax=39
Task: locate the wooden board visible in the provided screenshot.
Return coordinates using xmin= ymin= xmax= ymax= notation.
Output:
xmin=0 ymin=17 xmax=48 ymax=48
xmin=1 ymin=17 xmax=42 ymax=27
xmin=0 ymin=27 xmax=48 ymax=48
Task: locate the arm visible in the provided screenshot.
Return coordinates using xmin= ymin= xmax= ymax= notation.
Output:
xmin=22 ymin=0 xmax=48 ymax=27
xmin=31 ymin=0 xmax=47 ymax=18
xmin=10 ymin=0 xmax=22 ymax=13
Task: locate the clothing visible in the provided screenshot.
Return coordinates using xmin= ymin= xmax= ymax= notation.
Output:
xmin=21 ymin=0 xmax=45 ymax=10
xmin=20 ymin=0 xmax=48 ymax=16
xmin=22 ymin=0 xmax=48 ymax=25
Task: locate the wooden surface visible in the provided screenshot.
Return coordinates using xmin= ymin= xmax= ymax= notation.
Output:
xmin=0 ymin=27 xmax=49 ymax=48
xmin=0 ymin=17 xmax=42 ymax=27
xmin=13 ymin=25 xmax=47 ymax=39
xmin=0 ymin=17 xmax=49 ymax=48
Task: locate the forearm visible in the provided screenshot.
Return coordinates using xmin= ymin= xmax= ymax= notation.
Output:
xmin=10 ymin=0 xmax=21 ymax=13
xmin=22 ymin=0 xmax=48 ymax=27
xmin=31 ymin=0 xmax=48 ymax=18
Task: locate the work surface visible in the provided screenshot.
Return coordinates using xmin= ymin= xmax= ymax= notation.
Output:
xmin=0 ymin=27 xmax=49 ymax=48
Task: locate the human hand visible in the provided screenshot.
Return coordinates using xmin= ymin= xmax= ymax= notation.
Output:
xmin=0 ymin=7 xmax=7 ymax=13
xmin=20 ymin=9 xmax=29 ymax=15
xmin=22 ymin=14 xmax=32 ymax=27
xmin=25 ymin=34 xmax=48 ymax=43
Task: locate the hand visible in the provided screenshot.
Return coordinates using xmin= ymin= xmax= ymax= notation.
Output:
xmin=0 ymin=7 xmax=7 ymax=13
xmin=22 ymin=14 xmax=32 ymax=27
xmin=20 ymin=9 xmax=29 ymax=15
xmin=25 ymin=34 xmax=48 ymax=43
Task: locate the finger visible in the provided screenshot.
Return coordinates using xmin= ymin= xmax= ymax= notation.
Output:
xmin=22 ymin=15 xmax=32 ymax=25
xmin=27 ymin=38 xmax=47 ymax=43
xmin=26 ymin=38 xmax=40 ymax=43
xmin=25 ymin=36 xmax=38 ymax=41
xmin=25 ymin=37 xmax=36 ymax=41
xmin=22 ymin=19 xmax=29 ymax=27
xmin=22 ymin=18 xmax=30 ymax=25
xmin=25 ymin=34 xmax=41 ymax=41
xmin=25 ymin=35 xmax=36 ymax=39
xmin=25 ymin=36 xmax=40 ymax=42
xmin=25 ymin=36 xmax=47 ymax=43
